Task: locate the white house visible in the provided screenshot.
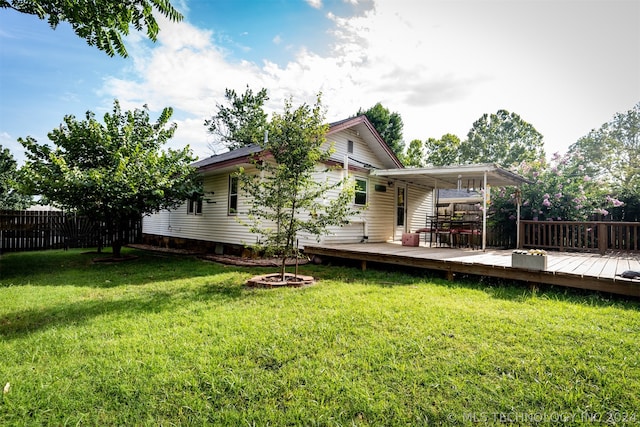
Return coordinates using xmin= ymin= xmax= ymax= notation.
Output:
xmin=142 ymin=115 xmax=433 ymax=254
xmin=142 ymin=115 xmax=531 ymax=253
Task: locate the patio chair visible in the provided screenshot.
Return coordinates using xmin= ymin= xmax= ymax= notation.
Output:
xmin=434 ymin=214 xmax=454 ymax=247
xmin=457 ymin=221 xmax=482 ymax=250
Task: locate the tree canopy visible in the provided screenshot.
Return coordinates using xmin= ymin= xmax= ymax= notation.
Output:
xmin=569 ymin=103 xmax=639 ymax=195
xmin=356 ymin=103 xmax=405 ymax=157
xmin=424 ymin=133 xmax=463 ymax=166
xmin=1 ymin=0 xmax=183 ymax=57
xmin=0 ymin=145 xmax=32 ymax=210
xmin=461 ymin=110 xmax=545 ymax=166
xmin=238 ymin=94 xmax=355 ymax=279
xmin=204 ymin=86 xmax=269 ymax=153
xmin=402 ymin=139 xmax=426 ymax=167
xmin=420 ymin=111 xmax=543 ymax=168
xmin=19 ymin=100 xmax=201 ymax=257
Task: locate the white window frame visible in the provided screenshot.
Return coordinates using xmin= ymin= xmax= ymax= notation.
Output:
xmin=228 ymin=175 xmax=238 ymax=215
xmin=187 ymin=197 xmax=203 ymax=215
xmin=354 ymin=177 xmax=368 ymax=206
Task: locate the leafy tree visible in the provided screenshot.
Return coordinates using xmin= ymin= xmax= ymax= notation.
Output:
xmin=205 ymin=86 xmax=269 ymax=153
xmin=19 ymin=100 xmax=201 ymax=257
xmin=424 ymin=133 xmax=463 ymax=166
xmin=238 ymin=94 xmax=356 ymax=279
xmin=402 ymin=139 xmax=426 ymax=167
xmin=356 ymin=103 xmax=404 ymax=156
xmin=568 ymin=102 xmax=639 ymax=220
xmin=1 ymin=0 xmax=183 ymax=57
xmin=461 ymin=110 xmax=545 ymax=166
xmin=486 ymin=151 xmax=625 ymax=247
xmin=0 ymin=145 xmax=32 ymax=209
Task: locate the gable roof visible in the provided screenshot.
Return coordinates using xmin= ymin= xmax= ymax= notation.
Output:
xmin=192 ymin=115 xmax=404 ymax=173
xmin=328 ymin=115 xmax=404 ymax=169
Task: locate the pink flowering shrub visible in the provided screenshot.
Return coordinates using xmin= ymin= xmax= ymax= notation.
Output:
xmin=488 ymin=150 xmax=626 ymax=231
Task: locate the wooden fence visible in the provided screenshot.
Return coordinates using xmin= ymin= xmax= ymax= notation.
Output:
xmin=0 ymin=210 xmax=142 ymax=253
xmin=519 ymin=220 xmax=640 ymax=254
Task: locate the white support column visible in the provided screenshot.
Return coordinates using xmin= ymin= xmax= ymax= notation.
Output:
xmin=516 ymin=190 xmax=522 ymax=249
xmin=482 ymin=171 xmax=488 ymax=251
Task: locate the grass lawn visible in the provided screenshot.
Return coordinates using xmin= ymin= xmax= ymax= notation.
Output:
xmin=1 ymin=248 xmax=639 ymax=426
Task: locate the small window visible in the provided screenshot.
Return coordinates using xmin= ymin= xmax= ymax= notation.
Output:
xmin=354 ymin=178 xmax=367 ymax=206
xmin=347 ymin=140 xmax=354 ymax=154
xmin=187 ymin=196 xmax=203 ymax=215
xmin=228 ymin=175 xmax=238 ymax=215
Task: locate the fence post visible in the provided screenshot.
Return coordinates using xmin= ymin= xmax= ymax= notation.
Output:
xmin=598 ymin=222 xmax=607 ymax=255
xmin=518 ymin=220 xmax=524 ymax=249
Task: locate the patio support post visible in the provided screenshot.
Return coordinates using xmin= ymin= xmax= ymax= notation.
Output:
xmin=482 ymin=171 xmax=487 ymax=251
xmin=515 ymin=188 xmax=522 ymax=249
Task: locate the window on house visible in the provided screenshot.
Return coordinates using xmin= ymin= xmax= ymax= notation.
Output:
xmin=187 ymin=196 xmax=203 ymax=215
xmin=228 ymin=175 xmax=238 ymax=215
xmin=354 ymin=178 xmax=367 ymax=206
xmin=347 ymin=140 xmax=354 ymax=154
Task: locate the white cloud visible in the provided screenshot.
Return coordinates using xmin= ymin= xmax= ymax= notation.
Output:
xmin=272 ymin=35 xmax=282 ymax=45
xmin=100 ymin=0 xmax=640 ymax=161
xmin=306 ymin=0 xmax=323 ymax=9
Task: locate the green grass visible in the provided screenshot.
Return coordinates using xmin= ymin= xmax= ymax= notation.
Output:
xmin=1 ymin=248 xmax=639 ymax=426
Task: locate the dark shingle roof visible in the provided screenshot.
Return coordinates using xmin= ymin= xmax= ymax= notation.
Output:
xmin=191 ymin=144 xmax=262 ymax=169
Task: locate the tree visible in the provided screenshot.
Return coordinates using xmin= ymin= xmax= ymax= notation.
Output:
xmin=424 ymin=133 xmax=463 ymax=166
xmin=402 ymin=139 xmax=426 ymax=167
xmin=238 ymin=94 xmax=355 ymax=279
xmin=19 ymin=100 xmax=201 ymax=257
xmin=204 ymin=86 xmax=269 ymax=153
xmin=486 ymin=151 xmax=624 ymax=247
xmin=461 ymin=110 xmax=545 ymax=166
xmin=568 ymin=102 xmax=640 ymax=220
xmin=0 ymin=145 xmax=32 ymax=209
xmin=1 ymin=0 xmax=183 ymax=57
xmin=356 ymin=103 xmax=404 ymax=156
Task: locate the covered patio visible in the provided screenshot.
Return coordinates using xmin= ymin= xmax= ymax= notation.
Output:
xmin=371 ymin=163 xmax=532 ymax=250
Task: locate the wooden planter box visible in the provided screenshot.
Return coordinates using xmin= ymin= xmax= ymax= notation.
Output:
xmin=512 ymin=253 xmax=547 ymax=271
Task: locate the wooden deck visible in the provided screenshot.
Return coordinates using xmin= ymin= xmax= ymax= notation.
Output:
xmin=304 ymin=242 xmax=640 ymax=298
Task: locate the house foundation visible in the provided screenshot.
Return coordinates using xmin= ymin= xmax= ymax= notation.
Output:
xmin=141 ymin=233 xmax=246 ymax=256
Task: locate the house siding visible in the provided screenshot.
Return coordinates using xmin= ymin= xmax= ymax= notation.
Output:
xmin=408 ymin=186 xmax=433 ymax=233
xmin=297 ymin=170 xmax=399 ymax=245
xmin=325 ymin=131 xmax=388 ymax=170
xmin=143 ymin=168 xmax=260 ymax=247
xmin=142 ymin=125 xmax=434 ymax=253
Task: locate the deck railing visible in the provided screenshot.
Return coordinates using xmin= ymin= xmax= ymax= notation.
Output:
xmin=519 ymin=220 xmax=640 ymax=254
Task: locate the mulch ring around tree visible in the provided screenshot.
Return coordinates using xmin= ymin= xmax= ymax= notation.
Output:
xmin=245 ymin=272 xmax=316 ymax=288
xmin=201 ymin=255 xmax=316 ymax=288
xmin=82 ymin=251 xmax=140 ymax=263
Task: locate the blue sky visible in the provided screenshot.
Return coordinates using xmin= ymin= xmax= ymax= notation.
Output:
xmin=1 ymin=0 xmax=639 ymax=164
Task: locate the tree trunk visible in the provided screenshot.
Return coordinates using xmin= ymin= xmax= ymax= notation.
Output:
xmin=109 ymin=219 xmax=123 ymax=258
xmin=280 ymin=256 xmax=286 ymax=281
xmin=112 ymin=239 xmax=122 ymax=258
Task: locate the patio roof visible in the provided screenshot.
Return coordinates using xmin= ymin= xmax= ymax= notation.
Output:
xmin=370 ymin=163 xmax=531 ymax=189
